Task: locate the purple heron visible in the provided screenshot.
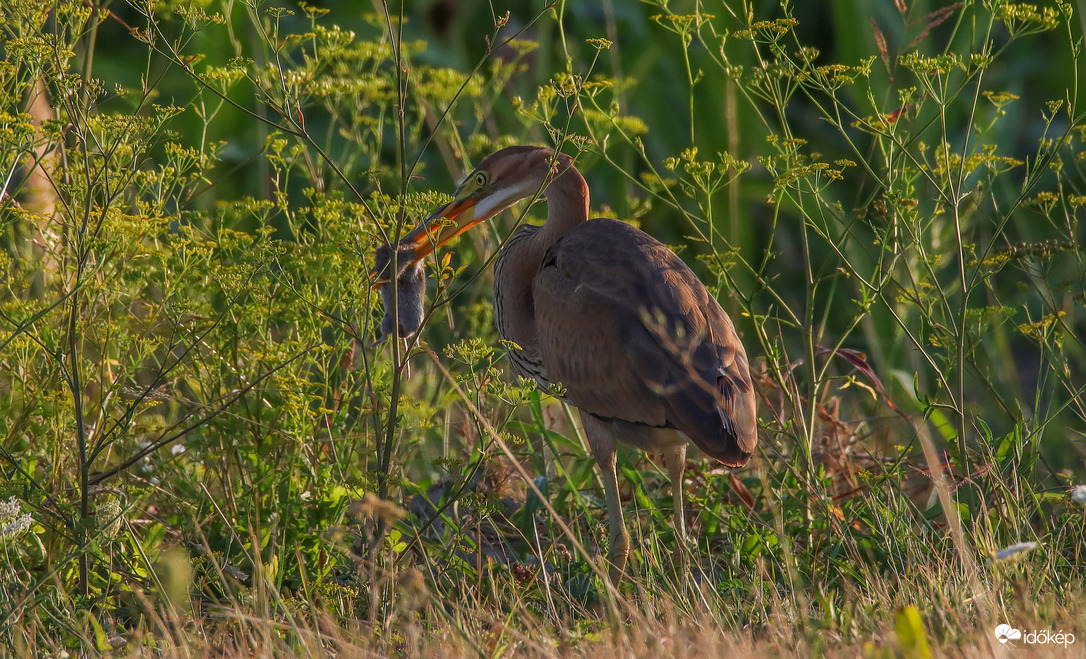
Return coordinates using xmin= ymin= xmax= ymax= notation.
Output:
xmin=397 ymin=146 xmax=756 ymax=582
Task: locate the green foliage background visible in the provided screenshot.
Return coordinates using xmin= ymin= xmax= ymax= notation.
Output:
xmin=1 ymin=0 xmax=1084 ymax=654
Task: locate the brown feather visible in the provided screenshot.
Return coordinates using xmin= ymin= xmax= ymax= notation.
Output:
xmin=533 ymin=219 xmax=755 ymax=464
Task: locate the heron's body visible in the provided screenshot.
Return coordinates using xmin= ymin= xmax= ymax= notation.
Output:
xmin=401 ymin=146 xmax=757 ymax=581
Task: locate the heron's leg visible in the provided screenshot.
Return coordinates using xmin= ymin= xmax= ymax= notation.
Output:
xmin=664 ymin=444 xmax=688 ymax=540
xmin=663 ymin=444 xmax=688 ymax=576
xmin=599 ymin=446 xmax=629 ymax=584
xmin=581 ymin=414 xmax=628 ymax=584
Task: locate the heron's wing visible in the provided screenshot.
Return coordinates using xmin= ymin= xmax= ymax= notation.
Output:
xmin=532 ymin=219 xmax=756 ymax=464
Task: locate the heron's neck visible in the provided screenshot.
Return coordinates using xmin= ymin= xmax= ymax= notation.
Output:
xmin=537 ymin=163 xmax=589 ymax=248
xmin=493 ymin=163 xmax=589 ymax=361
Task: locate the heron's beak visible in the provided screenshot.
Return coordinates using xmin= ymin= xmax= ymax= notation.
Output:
xmin=402 ymin=194 xmax=484 ymax=263
xmin=368 ymin=193 xmax=484 ymax=288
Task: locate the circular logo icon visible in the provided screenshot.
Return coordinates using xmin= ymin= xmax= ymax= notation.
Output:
xmin=995 ymin=624 xmax=1022 ymax=644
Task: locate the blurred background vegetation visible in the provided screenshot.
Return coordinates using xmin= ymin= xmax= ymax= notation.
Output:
xmin=1 ymin=0 xmax=1084 ymax=655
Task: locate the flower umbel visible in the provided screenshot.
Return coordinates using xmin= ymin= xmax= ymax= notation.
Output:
xmin=0 ymin=497 xmax=32 ymax=540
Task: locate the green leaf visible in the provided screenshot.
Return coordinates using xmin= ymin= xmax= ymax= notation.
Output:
xmin=84 ymin=611 xmax=109 ymax=651
xmin=895 ymin=606 xmax=932 ymax=659
xmin=740 ymin=533 xmax=762 ymax=557
xmin=927 ymin=407 xmax=957 ymax=443
xmin=520 ymin=475 xmax=549 ymax=541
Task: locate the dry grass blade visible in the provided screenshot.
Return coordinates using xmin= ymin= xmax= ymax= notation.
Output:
xmin=871 ymin=18 xmax=890 ymax=68
xmin=910 ymin=3 xmax=964 ymax=46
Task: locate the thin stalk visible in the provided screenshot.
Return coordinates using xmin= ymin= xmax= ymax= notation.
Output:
xmin=70 ymin=1 xmax=104 ymax=599
xmin=69 ymin=279 xmax=88 ymax=597
xmin=375 ymin=0 xmax=412 ymax=503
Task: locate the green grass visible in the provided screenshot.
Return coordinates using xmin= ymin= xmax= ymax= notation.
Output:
xmin=1 ymin=0 xmax=1084 ymax=656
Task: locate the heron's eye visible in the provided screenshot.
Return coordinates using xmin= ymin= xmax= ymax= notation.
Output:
xmin=473 ymin=171 xmax=488 ymax=188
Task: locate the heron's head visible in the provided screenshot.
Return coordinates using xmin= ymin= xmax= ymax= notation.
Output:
xmin=392 ymin=146 xmax=571 ymax=272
